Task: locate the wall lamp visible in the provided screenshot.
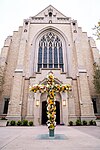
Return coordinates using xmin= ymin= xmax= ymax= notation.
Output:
xmin=36 ymin=100 xmax=39 ymax=106
xmin=63 ymin=100 xmax=66 ymax=106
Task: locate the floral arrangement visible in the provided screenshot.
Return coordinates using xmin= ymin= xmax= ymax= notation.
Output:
xmin=46 ymin=72 xmax=56 ymax=129
xmin=29 ymin=72 xmax=71 ymax=130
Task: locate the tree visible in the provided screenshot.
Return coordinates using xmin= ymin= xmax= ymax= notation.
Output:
xmin=93 ymin=21 xmax=100 ymax=94
xmin=93 ymin=21 xmax=100 ymax=40
xmin=93 ymin=64 xmax=100 ymax=94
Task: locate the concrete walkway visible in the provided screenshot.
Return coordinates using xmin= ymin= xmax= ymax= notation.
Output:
xmin=0 ymin=126 xmax=100 ymax=150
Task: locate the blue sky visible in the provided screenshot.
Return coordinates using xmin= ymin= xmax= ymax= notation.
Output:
xmin=0 ymin=0 xmax=100 ymax=53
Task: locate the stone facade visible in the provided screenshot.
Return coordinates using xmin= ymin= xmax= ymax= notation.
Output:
xmin=0 ymin=5 xmax=100 ymax=125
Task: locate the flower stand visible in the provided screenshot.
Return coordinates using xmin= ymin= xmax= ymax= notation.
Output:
xmin=49 ymin=129 xmax=54 ymax=137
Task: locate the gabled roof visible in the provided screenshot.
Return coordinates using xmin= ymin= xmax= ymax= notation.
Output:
xmin=30 ymin=5 xmax=71 ymax=23
xmin=35 ymin=5 xmax=67 ymax=18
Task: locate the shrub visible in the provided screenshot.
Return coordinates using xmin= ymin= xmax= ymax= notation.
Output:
xmin=93 ymin=120 xmax=96 ymax=126
xmin=89 ymin=120 xmax=94 ymax=125
xmin=0 ymin=117 xmax=7 ymax=120
xmin=69 ymin=121 xmax=73 ymax=126
xmin=22 ymin=120 xmax=28 ymax=126
xmin=76 ymin=119 xmax=81 ymax=126
xmin=82 ymin=120 xmax=87 ymax=125
xmin=7 ymin=121 xmax=9 ymax=126
xmin=29 ymin=121 xmax=33 ymax=126
xmin=17 ymin=120 xmax=22 ymax=126
xmin=10 ymin=120 xmax=16 ymax=126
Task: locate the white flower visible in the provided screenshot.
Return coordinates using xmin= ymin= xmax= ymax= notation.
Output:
xmin=47 ymin=123 xmax=50 ymax=127
xmin=54 ymin=122 xmax=56 ymax=126
xmin=54 ymin=115 xmax=56 ymax=118
xmin=47 ymin=114 xmax=50 ymax=118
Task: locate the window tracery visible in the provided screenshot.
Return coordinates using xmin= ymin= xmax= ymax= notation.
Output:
xmin=38 ymin=32 xmax=64 ymax=72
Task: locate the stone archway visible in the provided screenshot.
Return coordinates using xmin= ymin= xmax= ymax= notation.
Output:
xmin=56 ymin=101 xmax=60 ymax=124
xmin=41 ymin=100 xmax=60 ymax=125
xmin=42 ymin=101 xmax=47 ymax=124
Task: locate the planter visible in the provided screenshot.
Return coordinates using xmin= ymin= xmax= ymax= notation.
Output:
xmin=0 ymin=120 xmax=7 ymax=127
xmin=49 ymin=129 xmax=54 ymax=137
xmin=96 ymin=120 xmax=100 ymax=127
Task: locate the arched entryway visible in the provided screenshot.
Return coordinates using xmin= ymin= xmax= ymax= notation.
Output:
xmin=56 ymin=101 xmax=60 ymax=124
xmin=42 ymin=101 xmax=60 ymax=125
xmin=42 ymin=101 xmax=47 ymax=124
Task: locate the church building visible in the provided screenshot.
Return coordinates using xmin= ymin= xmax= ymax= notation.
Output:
xmin=0 ymin=5 xmax=100 ymax=125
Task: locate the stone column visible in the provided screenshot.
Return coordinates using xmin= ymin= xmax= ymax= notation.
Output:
xmin=33 ymin=92 xmax=41 ymax=125
xmin=7 ymin=72 xmax=24 ymax=121
xmin=0 ymin=37 xmax=12 ymax=112
xmin=7 ymin=20 xmax=30 ymax=121
xmin=68 ymin=94 xmax=76 ymax=122
xmin=26 ymin=90 xmax=34 ymax=121
xmin=74 ymin=28 xmax=95 ymax=121
xmin=77 ymin=71 xmax=95 ymax=121
xmin=61 ymin=92 xmax=69 ymax=125
xmin=0 ymin=36 xmax=12 ymax=92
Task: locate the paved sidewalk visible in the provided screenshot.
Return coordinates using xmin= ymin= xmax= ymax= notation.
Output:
xmin=0 ymin=126 xmax=100 ymax=150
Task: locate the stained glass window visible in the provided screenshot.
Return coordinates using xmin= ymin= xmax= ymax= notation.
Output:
xmin=49 ymin=47 xmax=53 ymax=68
xmin=54 ymin=47 xmax=58 ymax=68
xmin=37 ymin=32 xmax=64 ymax=72
xmin=38 ymin=47 xmax=42 ymax=72
xmin=43 ymin=47 xmax=47 ymax=68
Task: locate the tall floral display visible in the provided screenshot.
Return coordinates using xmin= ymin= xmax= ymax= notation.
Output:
xmin=46 ymin=72 xmax=56 ymax=132
xmin=30 ymin=72 xmax=71 ymax=137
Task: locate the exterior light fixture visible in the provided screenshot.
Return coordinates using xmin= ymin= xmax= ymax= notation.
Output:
xmin=63 ymin=100 xmax=66 ymax=106
xmin=36 ymin=100 xmax=39 ymax=106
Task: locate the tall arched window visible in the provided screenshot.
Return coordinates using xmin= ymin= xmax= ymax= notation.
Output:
xmin=38 ymin=46 xmax=42 ymax=72
xmin=54 ymin=47 xmax=58 ymax=68
xmin=37 ymin=32 xmax=64 ymax=72
xmin=59 ymin=46 xmax=64 ymax=72
xmin=49 ymin=45 xmax=52 ymax=68
xmin=43 ymin=47 xmax=47 ymax=68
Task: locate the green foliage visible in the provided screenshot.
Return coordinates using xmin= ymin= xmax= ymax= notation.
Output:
xmin=93 ymin=120 xmax=96 ymax=126
xmin=6 ymin=120 xmax=34 ymax=126
xmin=89 ymin=120 xmax=94 ymax=125
xmin=10 ymin=120 xmax=16 ymax=126
xmin=29 ymin=121 xmax=33 ymax=126
xmin=7 ymin=121 xmax=9 ymax=126
xmin=17 ymin=120 xmax=22 ymax=126
xmin=75 ymin=119 xmax=81 ymax=126
xmin=89 ymin=120 xmax=96 ymax=125
xmin=93 ymin=21 xmax=100 ymax=40
xmin=69 ymin=121 xmax=73 ymax=126
xmin=82 ymin=120 xmax=87 ymax=125
xmin=0 ymin=117 xmax=7 ymax=120
xmin=22 ymin=120 xmax=28 ymax=126
xmin=93 ymin=65 xmax=100 ymax=94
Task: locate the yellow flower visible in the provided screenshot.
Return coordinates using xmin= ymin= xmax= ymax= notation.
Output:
xmin=61 ymin=86 xmax=65 ymax=91
xmin=50 ymin=100 xmax=53 ymax=105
